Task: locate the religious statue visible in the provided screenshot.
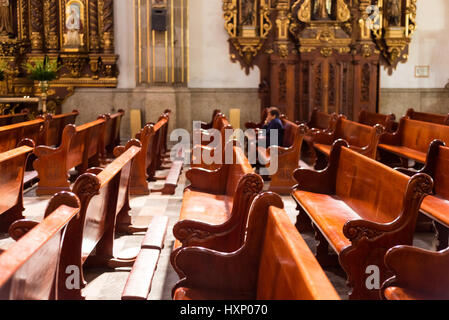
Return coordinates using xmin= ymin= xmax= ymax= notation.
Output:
xmin=0 ymin=0 xmax=13 ymax=37
xmin=65 ymin=4 xmax=81 ymax=47
xmin=313 ymin=0 xmax=331 ymax=20
xmin=387 ymin=0 xmax=401 ymax=26
xmin=241 ymin=0 xmax=257 ymax=26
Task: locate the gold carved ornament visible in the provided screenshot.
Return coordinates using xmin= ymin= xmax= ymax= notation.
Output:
xmin=223 ymin=0 xmax=272 ymax=74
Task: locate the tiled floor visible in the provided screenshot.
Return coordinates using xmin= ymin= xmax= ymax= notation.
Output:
xmin=0 ymin=162 xmax=437 ymax=300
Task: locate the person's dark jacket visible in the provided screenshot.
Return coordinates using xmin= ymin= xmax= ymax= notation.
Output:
xmin=262 ymin=118 xmax=284 ymax=147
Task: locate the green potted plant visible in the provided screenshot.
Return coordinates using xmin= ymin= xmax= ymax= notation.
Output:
xmin=24 ymin=56 xmax=60 ymax=112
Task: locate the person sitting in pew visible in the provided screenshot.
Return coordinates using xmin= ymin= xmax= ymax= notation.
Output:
xmin=260 ymin=107 xmax=284 ymax=147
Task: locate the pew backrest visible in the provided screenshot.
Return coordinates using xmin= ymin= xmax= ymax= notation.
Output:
xmin=44 ymin=110 xmax=79 ymax=146
xmin=225 ymin=145 xmax=254 ymax=197
xmin=0 ymin=192 xmax=80 ymax=300
xmin=406 ymin=108 xmax=449 ymax=126
xmin=0 ymin=119 xmax=47 ymax=153
xmin=397 ymin=118 xmax=449 ymax=154
xmin=358 ymin=110 xmax=396 ymax=132
xmin=308 ymin=108 xmax=339 ymax=131
xmin=336 ymin=147 xmax=410 ymax=223
xmin=0 ymin=111 xmax=29 ymax=126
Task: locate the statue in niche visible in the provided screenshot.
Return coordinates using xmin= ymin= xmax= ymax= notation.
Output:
xmin=0 ymin=0 xmax=13 ymax=38
xmin=241 ymin=0 xmax=257 ymax=26
xmin=65 ymin=3 xmax=82 ymax=48
xmin=387 ymin=0 xmax=401 ymax=26
xmin=313 ymin=0 xmax=332 ymax=20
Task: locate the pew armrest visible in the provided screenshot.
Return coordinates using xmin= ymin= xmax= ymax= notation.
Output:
xmin=172 ymin=246 xmax=249 ymax=297
xmin=173 ymin=219 xmax=226 ymax=247
xmin=381 ymin=246 xmax=449 ymax=299
xmin=34 ymin=144 xmax=59 ymax=157
xmin=9 ymin=219 xmax=40 ymax=241
xmin=186 ymin=166 xmax=227 ymax=194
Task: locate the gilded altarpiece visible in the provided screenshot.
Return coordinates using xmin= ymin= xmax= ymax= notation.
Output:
xmin=0 ymin=0 xmax=118 ymax=114
xmin=223 ymin=0 xmax=417 ymax=121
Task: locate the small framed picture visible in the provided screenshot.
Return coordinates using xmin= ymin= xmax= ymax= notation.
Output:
xmin=415 ymin=66 xmax=430 ymax=78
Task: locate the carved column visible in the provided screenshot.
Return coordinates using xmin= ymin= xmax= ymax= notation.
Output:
xmin=30 ymin=0 xmax=44 ymax=53
xmin=89 ymin=0 xmax=100 ymax=52
xmin=44 ymin=0 xmax=59 ymax=52
xmin=102 ymin=0 xmax=114 ymax=53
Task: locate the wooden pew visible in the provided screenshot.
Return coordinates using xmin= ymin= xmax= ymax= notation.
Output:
xmin=406 ymin=108 xmax=449 ymax=126
xmin=201 ymin=109 xmax=221 ymax=130
xmin=101 ymin=109 xmax=125 ymax=159
xmin=309 ymin=117 xmax=383 ymax=169
xmin=0 ymin=192 xmax=81 ymax=300
xmin=257 ymin=116 xmax=307 ymax=194
xmin=381 ymin=245 xmax=449 ymax=300
xmin=0 ymin=118 xmax=48 ymax=153
xmin=42 ymin=110 xmax=79 ymax=147
xmin=378 ymin=117 xmax=449 ymax=166
xmin=172 ymin=192 xmax=340 ymax=300
xmin=34 ymin=118 xmax=107 ymax=195
xmin=358 ymin=110 xmax=396 ymax=133
xmin=303 ymin=108 xmax=339 ymax=133
xmin=54 ymin=140 xmax=142 ymax=299
xmin=171 ymin=144 xmax=264 ymax=277
xmin=245 ymin=107 xmax=268 ymax=129
xmin=0 ymin=140 xmax=35 ymax=233
xmin=192 ymin=113 xmax=233 ymax=170
xmin=291 ymin=140 xmax=433 ymax=299
xmin=0 ymin=110 xmax=29 ymax=126
xmin=395 ymin=139 xmax=449 ymax=250
xmin=121 ymin=215 xmax=169 ymax=300
xmin=125 ymin=114 xmax=168 ymax=195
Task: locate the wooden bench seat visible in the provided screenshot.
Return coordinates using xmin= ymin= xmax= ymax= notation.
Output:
xmin=172 ymin=192 xmax=340 ymax=300
xmin=0 ymin=140 xmax=35 ymax=233
xmin=291 ymin=140 xmax=433 ymax=300
xmin=358 ymin=110 xmax=396 ymax=132
xmin=55 ymin=140 xmax=141 ymax=299
xmin=378 ymin=117 xmax=449 ymax=166
xmin=395 ymin=139 xmax=449 ymax=250
xmin=171 ymin=144 xmax=263 ymax=276
xmin=0 ymin=192 xmax=80 ymax=300
xmin=34 ymin=117 xmax=107 ymax=195
xmin=256 ymin=116 xmax=307 ymax=194
xmin=0 ymin=110 xmax=29 ymax=126
xmin=309 ymin=117 xmax=383 ymax=169
xmin=381 ymin=245 xmax=449 ymax=300
xmin=121 ymin=216 xmax=169 ymax=300
xmin=406 ymin=108 xmax=449 ymax=126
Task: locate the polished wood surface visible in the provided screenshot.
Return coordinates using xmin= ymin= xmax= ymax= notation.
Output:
xmin=395 ymin=139 xmax=449 ymax=249
xmin=358 ymin=110 xmax=396 ymax=133
xmin=382 ymin=245 xmax=449 ymax=300
xmin=171 ymin=144 xmax=263 ymax=277
xmin=406 ymin=108 xmax=449 ymax=126
xmin=101 ymin=110 xmax=125 ymax=159
xmin=0 ymin=111 xmax=30 ymax=127
xmin=173 ymin=193 xmax=340 ymax=300
xmin=57 ymin=141 xmax=141 ymax=299
xmin=0 ymin=192 xmax=80 ymax=300
xmin=122 ymin=112 xmax=169 ymax=195
xmin=292 ymin=140 xmax=433 ymax=299
xmin=257 ymin=117 xmax=307 ymax=194
xmin=34 ymin=118 xmax=107 ymax=195
xmin=245 ymin=108 xmax=268 ymax=130
xmin=200 ymin=109 xmax=221 ymax=130
xmin=0 ymin=141 xmax=34 ymax=233
xmin=309 ymin=117 xmax=383 ymax=169
xmin=43 ymin=111 xmax=79 ymax=147
xmin=379 ymin=117 xmax=449 ymax=165
xmin=0 ymin=118 xmax=48 ymax=153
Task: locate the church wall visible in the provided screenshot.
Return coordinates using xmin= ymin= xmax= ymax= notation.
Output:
xmin=379 ymin=0 xmax=449 ymax=117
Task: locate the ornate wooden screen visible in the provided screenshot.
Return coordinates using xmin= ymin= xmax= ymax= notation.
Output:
xmin=223 ymin=0 xmax=417 ymax=121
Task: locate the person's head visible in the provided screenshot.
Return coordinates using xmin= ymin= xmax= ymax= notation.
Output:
xmin=266 ymin=107 xmax=280 ymax=122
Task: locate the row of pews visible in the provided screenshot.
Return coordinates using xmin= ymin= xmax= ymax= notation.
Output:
xmin=0 ymin=109 xmax=181 ymax=300
xmin=174 ymin=108 xmax=449 ymax=300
